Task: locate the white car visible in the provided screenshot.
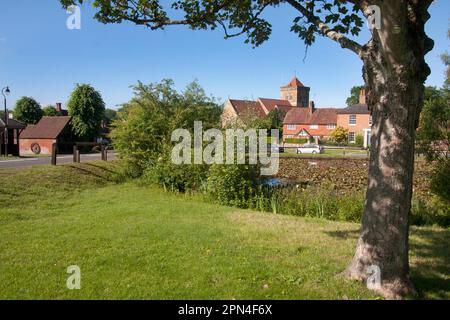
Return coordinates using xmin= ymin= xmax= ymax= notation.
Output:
xmin=297 ymin=144 xmax=324 ymax=154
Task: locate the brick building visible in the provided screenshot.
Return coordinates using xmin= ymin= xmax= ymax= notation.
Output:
xmin=337 ymin=89 xmax=372 ymax=147
xmin=0 ymin=117 xmax=26 ymax=156
xmin=19 ymin=116 xmax=73 ymax=155
xmin=222 ymin=77 xmax=372 ymax=147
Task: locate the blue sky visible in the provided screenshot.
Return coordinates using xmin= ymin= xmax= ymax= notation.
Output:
xmin=0 ymin=1 xmax=449 ymax=110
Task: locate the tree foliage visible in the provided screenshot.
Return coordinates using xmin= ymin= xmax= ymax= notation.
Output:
xmin=13 ymin=97 xmax=43 ymax=124
xmin=67 ymin=84 xmax=105 ymax=141
xmin=346 ymin=85 xmax=364 ymax=106
xmin=104 ymin=108 xmax=118 ymax=126
xmin=416 ymin=86 xmax=450 ymax=161
xmin=43 ymin=105 xmax=59 ymax=116
xmin=330 ymin=126 xmax=348 ymax=144
xmin=111 ymin=79 xmax=221 ymax=174
xmin=60 ymin=0 xmax=369 ymax=53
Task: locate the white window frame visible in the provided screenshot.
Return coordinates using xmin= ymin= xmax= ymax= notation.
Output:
xmin=326 ymin=124 xmax=336 ymax=130
xmin=349 ymin=132 xmax=356 ymax=143
xmin=310 ymin=124 xmax=318 ymax=129
xmin=349 ymin=114 xmax=357 ymax=125
xmin=287 ymin=124 xmax=296 ymax=130
xmin=369 ymin=115 xmax=373 ymax=125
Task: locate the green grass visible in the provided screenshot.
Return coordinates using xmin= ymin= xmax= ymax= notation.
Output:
xmin=0 ymin=162 xmax=448 ymax=299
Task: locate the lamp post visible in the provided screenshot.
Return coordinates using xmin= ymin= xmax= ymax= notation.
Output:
xmin=2 ymin=86 xmax=10 ymax=157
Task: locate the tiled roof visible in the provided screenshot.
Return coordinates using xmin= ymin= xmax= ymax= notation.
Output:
xmin=283 ymin=108 xmax=311 ymax=124
xmin=337 ymin=104 xmax=370 ymax=114
xmin=283 ymin=77 xmax=305 ymax=88
xmin=309 ymin=108 xmax=338 ymax=124
xmin=20 ymin=116 xmax=71 ymax=139
xmin=258 ymin=98 xmax=292 ymax=113
xmin=229 ymin=100 xmax=266 ymax=118
xmin=0 ymin=118 xmax=26 ymax=129
xmin=284 ymin=107 xmax=338 ymax=125
xmin=274 ymin=105 xmax=296 ymax=115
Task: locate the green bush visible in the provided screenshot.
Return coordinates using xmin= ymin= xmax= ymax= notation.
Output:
xmin=111 ymin=80 xmax=221 ymax=176
xmin=430 ymin=159 xmax=450 ymax=202
xmin=206 ymin=164 xmax=260 ymax=208
xmin=285 ymin=138 xmax=308 ymax=144
xmin=355 ymin=134 xmax=364 ymax=148
xmin=411 ymin=195 xmax=450 ymax=227
xmin=143 ymin=153 xmax=209 ymax=193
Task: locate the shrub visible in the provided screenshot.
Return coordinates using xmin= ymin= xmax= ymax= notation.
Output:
xmin=411 ymin=195 xmax=450 ymax=227
xmin=111 ymin=80 xmax=221 ymax=176
xmin=430 ymin=159 xmax=450 ymax=202
xmin=206 ymin=164 xmax=260 ymax=208
xmin=355 ymin=134 xmax=364 ymax=147
xmin=143 ymin=153 xmax=209 ymax=193
xmin=285 ymin=138 xmax=308 ymax=144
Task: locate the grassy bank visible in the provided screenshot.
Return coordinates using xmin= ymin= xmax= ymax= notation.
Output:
xmin=0 ymin=162 xmax=448 ymax=299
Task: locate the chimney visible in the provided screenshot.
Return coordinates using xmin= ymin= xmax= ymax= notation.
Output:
xmin=309 ymin=101 xmax=315 ymax=115
xmin=359 ymin=89 xmax=366 ymax=105
xmin=56 ymin=103 xmax=62 ymax=113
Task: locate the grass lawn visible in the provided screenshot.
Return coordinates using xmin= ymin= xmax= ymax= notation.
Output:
xmin=0 ymin=162 xmax=448 ymax=299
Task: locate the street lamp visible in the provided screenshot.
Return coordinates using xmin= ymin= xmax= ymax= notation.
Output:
xmin=2 ymin=86 xmax=10 ymax=157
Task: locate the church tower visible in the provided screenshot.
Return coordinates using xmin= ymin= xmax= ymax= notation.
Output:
xmin=280 ymin=77 xmax=310 ymax=107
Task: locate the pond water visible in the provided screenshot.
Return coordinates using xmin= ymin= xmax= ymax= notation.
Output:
xmin=261 ymin=177 xmax=309 ymax=188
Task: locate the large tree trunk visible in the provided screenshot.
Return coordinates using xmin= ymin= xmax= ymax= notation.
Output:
xmin=345 ymin=1 xmax=434 ymax=299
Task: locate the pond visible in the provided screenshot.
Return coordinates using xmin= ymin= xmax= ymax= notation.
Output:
xmin=261 ymin=177 xmax=309 ymax=188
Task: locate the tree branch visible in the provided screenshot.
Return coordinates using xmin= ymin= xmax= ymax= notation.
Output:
xmin=285 ymin=0 xmax=364 ymax=58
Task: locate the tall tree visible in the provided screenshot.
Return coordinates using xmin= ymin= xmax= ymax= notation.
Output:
xmin=346 ymin=85 xmax=365 ymax=106
xmin=60 ymin=0 xmax=435 ymax=298
xmin=13 ymin=97 xmax=43 ymax=124
xmin=67 ymin=84 xmax=105 ymax=141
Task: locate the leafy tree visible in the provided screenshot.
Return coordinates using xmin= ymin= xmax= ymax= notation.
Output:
xmin=430 ymin=159 xmax=450 ymax=202
xmin=416 ymin=87 xmax=450 ymax=161
xmin=111 ymin=80 xmax=221 ymax=174
xmin=43 ymin=105 xmax=59 ymax=116
xmin=67 ymin=84 xmax=105 ymax=141
xmin=13 ymin=97 xmax=43 ymax=124
xmin=267 ymin=109 xmax=286 ymax=132
xmin=104 ymin=108 xmax=118 ymax=126
xmin=346 ymin=85 xmax=365 ymax=106
xmin=60 ymin=0 xmax=436 ymax=298
xmin=330 ymin=126 xmax=349 ymax=145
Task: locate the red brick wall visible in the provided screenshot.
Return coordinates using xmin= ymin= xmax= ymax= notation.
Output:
xmin=20 ymin=139 xmax=57 ymax=155
xmin=337 ymin=114 xmax=371 ymax=135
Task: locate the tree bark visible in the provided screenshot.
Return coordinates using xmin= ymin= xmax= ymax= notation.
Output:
xmin=344 ymin=1 xmax=434 ymax=299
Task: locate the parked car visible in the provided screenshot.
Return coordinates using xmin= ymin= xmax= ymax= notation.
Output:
xmin=297 ymin=144 xmax=324 ymax=154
